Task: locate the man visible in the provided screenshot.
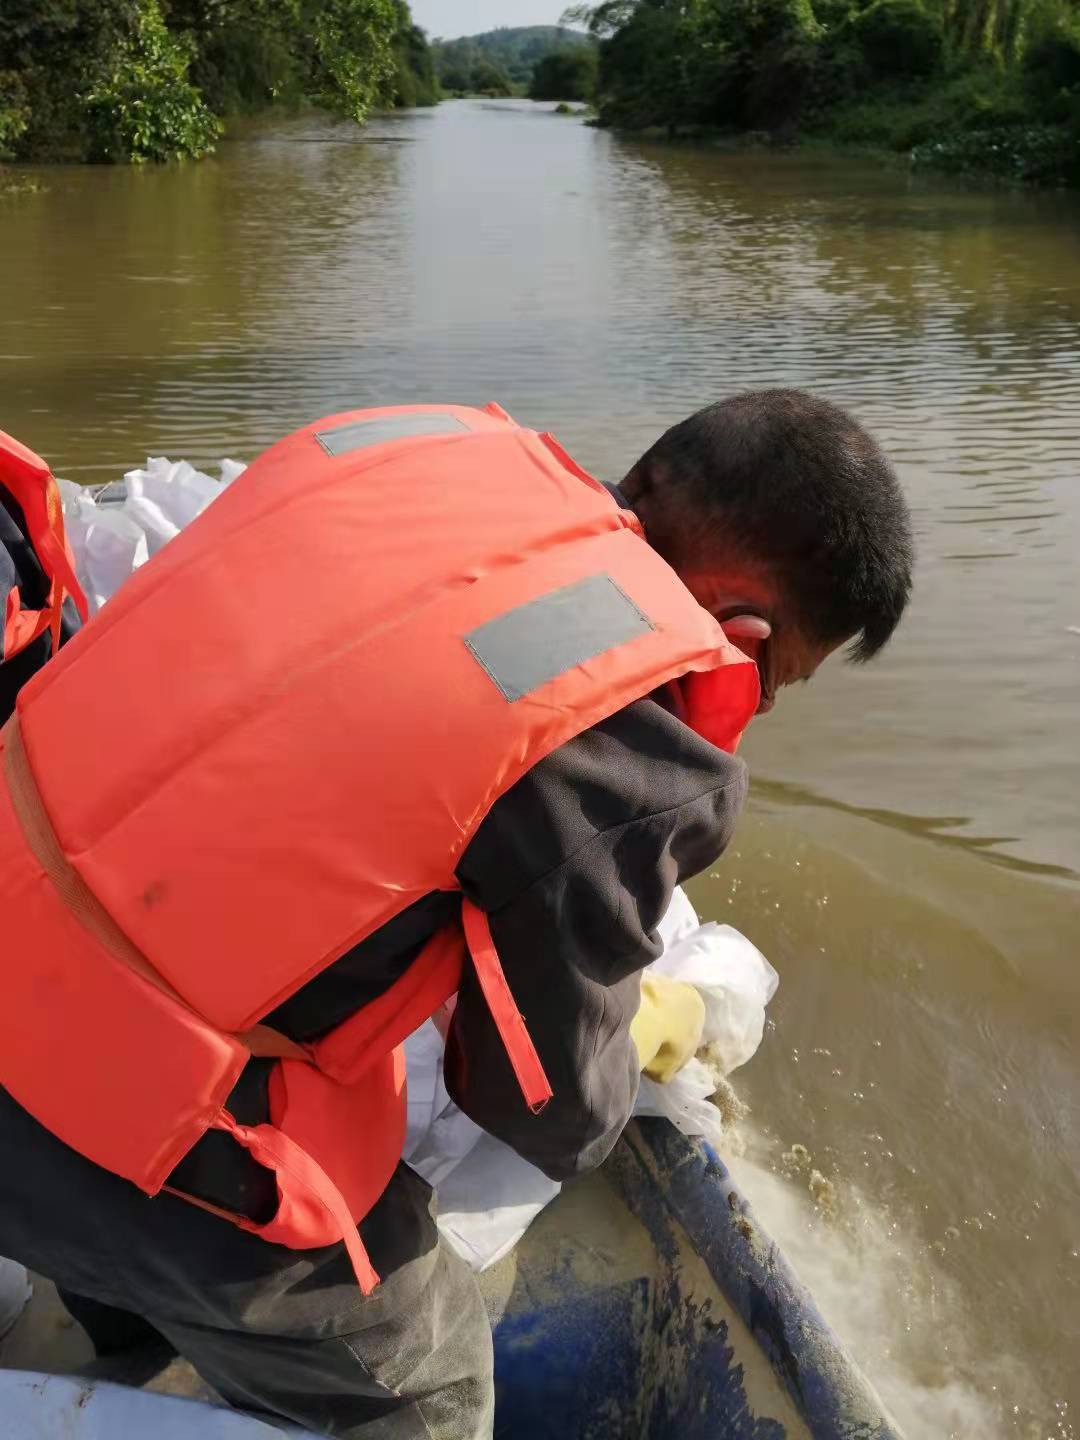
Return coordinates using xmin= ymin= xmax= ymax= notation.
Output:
xmin=0 ymin=389 xmax=912 ymax=1439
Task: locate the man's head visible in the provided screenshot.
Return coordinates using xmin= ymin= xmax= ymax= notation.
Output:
xmin=622 ymin=389 xmax=913 ymax=712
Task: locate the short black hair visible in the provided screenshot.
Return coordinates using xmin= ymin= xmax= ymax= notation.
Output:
xmin=626 ymin=389 xmax=913 ymax=661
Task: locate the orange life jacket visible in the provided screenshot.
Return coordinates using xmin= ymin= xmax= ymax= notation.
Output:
xmin=0 ymin=404 xmax=759 ymax=1292
xmin=0 ymin=430 xmax=87 ymax=662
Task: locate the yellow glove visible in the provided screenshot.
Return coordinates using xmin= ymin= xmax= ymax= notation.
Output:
xmin=629 ymin=973 xmax=706 ymax=1084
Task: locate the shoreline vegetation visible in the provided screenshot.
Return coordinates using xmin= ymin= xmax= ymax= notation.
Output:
xmin=0 ymin=1 xmax=440 ymax=164
xmin=2 ymin=6 xmax=1076 ymax=187
xmin=0 ymin=12 xmax=591 ymax=166
xmin=432 ymin=26 xmax=597 ymax=101
xmin=567 ymin=0 xmax=1079 ymax=187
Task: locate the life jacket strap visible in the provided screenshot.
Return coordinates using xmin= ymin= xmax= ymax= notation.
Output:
xmin=214 ymin=1111 xmax=380 ymax=1293
xmin=167 ymin=1113 xmax=381 ymax=1296
xmin=461 ymin=898 xmax=553 ymax=1115
xmin=4 ymin=583 xmax=56 ymax=662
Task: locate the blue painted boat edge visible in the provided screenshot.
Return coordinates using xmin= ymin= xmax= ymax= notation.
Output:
xmin=0 ymin=1369 xmax=319 ymax=1437
xmin=609 ymin=1119 xmax=905 ymax=1440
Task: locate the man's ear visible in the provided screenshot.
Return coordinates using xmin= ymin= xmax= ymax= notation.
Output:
xmin=620 ymin=465 xmax=645 ymax=502
xmin=621 ymin=460 xmax=659 ymax=502
xmin=721 ymin=614 xmax=772 ymax=641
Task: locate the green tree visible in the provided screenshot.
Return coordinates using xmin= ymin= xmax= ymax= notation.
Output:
xmin=434 ymin=25 xmax=592 ymax=94
xmin=307 ymin=0 xmax=398 ymax=121
xmin=1 ymin=0 xmax=144 ymax=159
xmin=577 ymin=1 xmax=739 ymax=130
xmin=529 ymin=46 xmax=599 ymax=98
xmin=85 ymin=0 xmax=220 ymax=161
xmin=2 ymin=0 xmax=417 ymax=162
xmin=0 ymin=71 xmax=30 ymax=154
xmin=437 ymin=55 xmax=476 ymax=93
xmin=849 ymin=0 xmax=944 ymax=78
xmin=391 ymin=2 xmax=439 ymax=106
xmin=169 ymin=0 xmax=400 ymax=121
xmin=570 ymin=0 xmax=1080 ymax=182
xmin=470 ymin=58 xmax=515 ymax=95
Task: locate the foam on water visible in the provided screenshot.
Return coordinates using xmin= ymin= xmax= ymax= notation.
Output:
xmin=729 ymin=1132 xmax=1067 ymax=1440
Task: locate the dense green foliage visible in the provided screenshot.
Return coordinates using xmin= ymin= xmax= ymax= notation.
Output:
xmin=529 ymin=46 xmax=600 ymax=99
xmin=391 ymin=4 xmax=439 ymax=107
xmin=85 ymin=4 xmax=221 ymax=162
xmin=570 ymin=0 xmax=1080 ymax=182
xmin=0 ymin=0 xmax=436 ymax=163
xmin=434 ymin=25 xmax=593 ymax=96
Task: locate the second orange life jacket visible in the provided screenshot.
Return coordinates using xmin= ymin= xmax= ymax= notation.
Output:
xmin=0 ymin=428 xmax=87 ymax=665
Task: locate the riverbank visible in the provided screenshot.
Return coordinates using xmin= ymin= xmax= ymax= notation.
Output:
xmin=817 ymin=75 xmax=1079 ymax=184
xmin=579 ymin=0 xmax=1080 ymax=190
xmin=0 ymin=171 xmax=46 ymax=197
xmin=0 ymin=1 xmax=438 ymax=164
xmin=597 ymin=112 xmax=1078 ymax=188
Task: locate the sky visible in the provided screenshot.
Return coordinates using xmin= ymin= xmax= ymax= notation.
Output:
xmin=409 ymin=1 xmax=573 ymax=41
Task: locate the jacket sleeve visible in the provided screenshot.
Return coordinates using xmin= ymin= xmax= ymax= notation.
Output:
xmin=446 ymin=696 xmax=748 ymax=1182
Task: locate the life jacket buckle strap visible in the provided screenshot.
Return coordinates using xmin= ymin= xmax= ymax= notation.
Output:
xmin=460 ymin=898 xmax=553 ymax=1115
xmin=238 ymin=1024 xmax=312 ymax=1064
xmin=212 ymin=1111 xmax=381 ymax=1295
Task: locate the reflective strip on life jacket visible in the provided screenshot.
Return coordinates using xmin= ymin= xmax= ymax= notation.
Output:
xmin=314 ymin=411 xmax=470 ymax=457
xmin=462 ymin=573 xmax=654 ymax=704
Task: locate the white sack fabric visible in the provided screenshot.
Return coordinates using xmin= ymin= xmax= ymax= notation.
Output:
xmin=58 ymin=457 xmax=245 ymax=614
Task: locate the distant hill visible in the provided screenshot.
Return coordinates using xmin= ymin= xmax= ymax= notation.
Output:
xmin=433 ymin=25 xmax=593 ymax=97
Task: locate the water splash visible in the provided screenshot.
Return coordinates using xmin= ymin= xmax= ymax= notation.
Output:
xmin=730 ymin=1133 xmax=1064 ymax=1440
